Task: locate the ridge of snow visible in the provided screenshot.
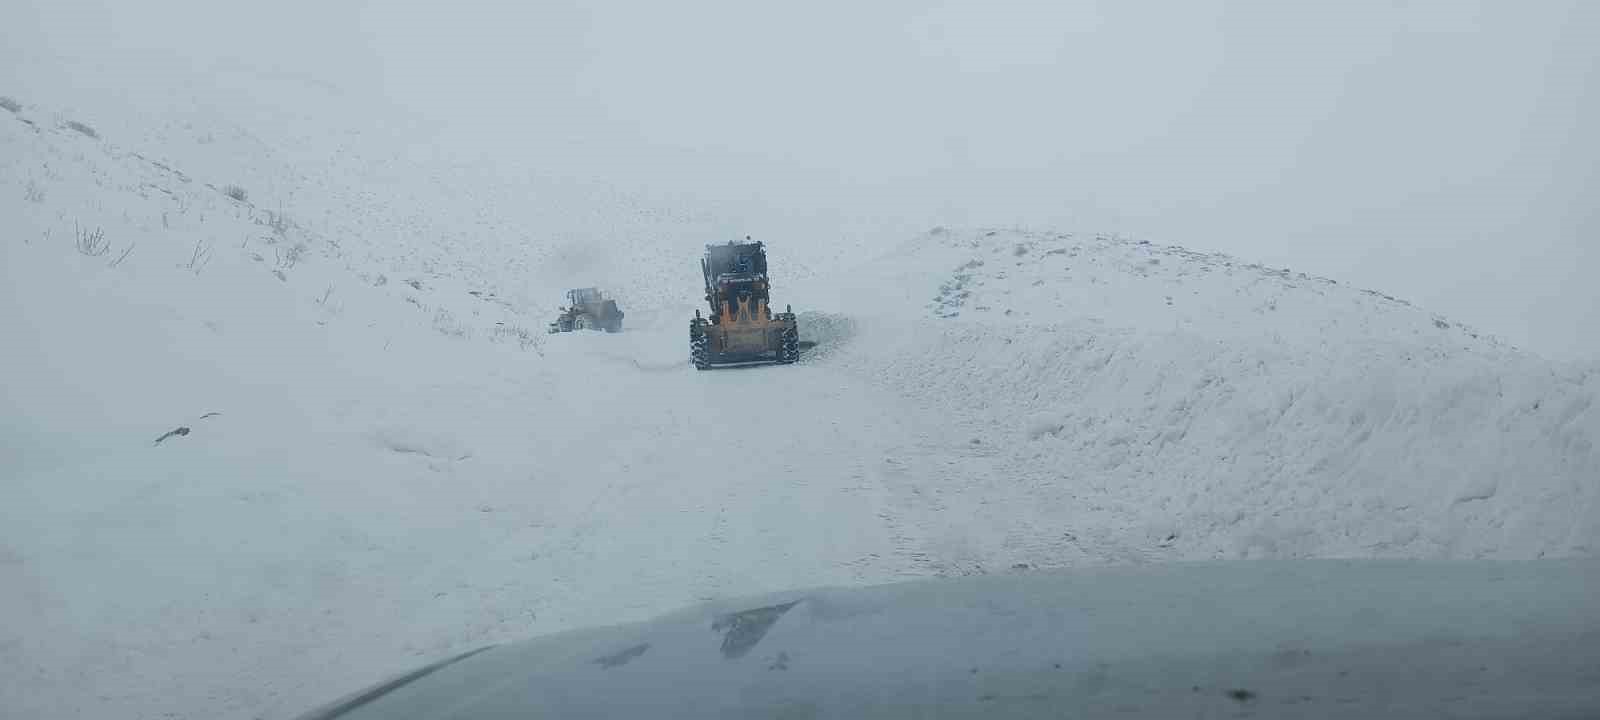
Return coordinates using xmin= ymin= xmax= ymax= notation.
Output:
xmin=824 ymin=228 xmax=1599 ymax=564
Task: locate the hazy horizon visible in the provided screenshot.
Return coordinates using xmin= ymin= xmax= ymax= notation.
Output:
xmin=5 ymin=0 xmax=1595 ymax=359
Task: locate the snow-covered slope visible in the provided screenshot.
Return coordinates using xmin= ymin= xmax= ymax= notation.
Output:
xmin=0 ymin=80 xmax=925 ymax=719
xmin=2 ymin=60 xmax=1597 ymax=720
xmin=819 ymin=228 xmax=1600 ymax=566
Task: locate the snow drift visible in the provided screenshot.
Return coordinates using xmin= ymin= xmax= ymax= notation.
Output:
xmin=833 ymin=229 xmax=1599 ymax=564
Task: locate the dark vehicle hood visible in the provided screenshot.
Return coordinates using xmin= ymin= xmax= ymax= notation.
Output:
xmin=295 ymin=559 xmax=1600 ymax=719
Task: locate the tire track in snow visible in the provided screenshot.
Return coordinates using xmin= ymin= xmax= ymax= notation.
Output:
xmin=510 ymin=351 xmax=926 ymax=633
xmin=864 ymin=454 xmax=940 ymax=577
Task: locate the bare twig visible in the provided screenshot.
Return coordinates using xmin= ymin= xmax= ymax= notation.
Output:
xmin=75 ymin=222 xmax=109 ymax=256
xmin=153 ymin=426 xmax=190 ymax=445
xmin=274 ymin=242 xmax=304 ymax=270
xmin=492 ymin=323 xmax=542 ymax=352
xmin=266 ymin=207 xmax=290 ymax=236
xmin=107 ymin=242 xmax=136 ymax=268
xmin=185 ymin=238 xmax=213 ymax=274
xmin=65 ymin=120 xmax=98 ymax=138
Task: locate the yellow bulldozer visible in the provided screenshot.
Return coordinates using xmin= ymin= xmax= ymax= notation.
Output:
xmin=689 ymin=239 xmax=798 ymax=369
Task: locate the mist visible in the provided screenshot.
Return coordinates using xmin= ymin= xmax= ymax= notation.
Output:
xmin=6 ymin=0 xmax=1596 ymax=358
xmin=6 ymin=4 xmax=1600 ymax=717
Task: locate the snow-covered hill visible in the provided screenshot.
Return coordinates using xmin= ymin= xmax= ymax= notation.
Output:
xmin=2 ymin=61 xmax=1597 ymax=720
xmin=824 ymin=228 xmax=1600 ymax=565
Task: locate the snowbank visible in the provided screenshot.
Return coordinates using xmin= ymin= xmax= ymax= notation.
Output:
xmin=832 ymin=229 xmax=1600 ymax=564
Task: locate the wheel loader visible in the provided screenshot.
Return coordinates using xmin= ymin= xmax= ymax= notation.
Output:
xmin=548 ymin=287 xmax=624 ymax=334
xmin=689 ymin=239 xmax=798 ymax=369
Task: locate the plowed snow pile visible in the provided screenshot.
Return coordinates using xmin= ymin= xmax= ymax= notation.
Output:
xmin=824 ymin=229 xmax=1599 ymax=563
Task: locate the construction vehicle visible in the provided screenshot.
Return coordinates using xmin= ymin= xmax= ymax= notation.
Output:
xmin=548 ymin=287 xmax=624 ymax=334
xmin=689 ymin=238 xmax=799 ymax=369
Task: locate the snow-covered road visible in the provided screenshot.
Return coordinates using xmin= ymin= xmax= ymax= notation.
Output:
xmin=503 ymin=324 xmax=942 ymax=628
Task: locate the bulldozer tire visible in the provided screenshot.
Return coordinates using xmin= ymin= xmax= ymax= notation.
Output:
xmin=776 ymin=326 xmax=800 ymax=364
xmin=690 ymin=326 xmax=710 ymax=370
xmin=603 ymin=301 xmax=623 ymax=333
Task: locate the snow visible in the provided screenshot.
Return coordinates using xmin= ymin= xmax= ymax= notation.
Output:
xmin=2 ymin=49 xmax=1598 ymax=720
xmin=836 ymin=229 xmax=1600 ymax=563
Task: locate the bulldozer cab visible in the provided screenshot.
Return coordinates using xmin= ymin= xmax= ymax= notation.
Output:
xmin=710 ymin=241 xmax=764 ymax=275
xmin=566 ymin=287 xmax=602 ymax=306
xmin=702 ymin=241 xmax=770 ymax=317
xmin=550 ymin=286 xmax=624 ymax=333
xmin=704 ymin=242 xmax=767 ymax=280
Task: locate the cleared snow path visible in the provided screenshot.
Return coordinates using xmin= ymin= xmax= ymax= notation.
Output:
xmin=510 ymin=324 xmax=957 ymax=631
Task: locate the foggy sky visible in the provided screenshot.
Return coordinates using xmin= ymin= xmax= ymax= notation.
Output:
xmin=7 ymin=0 xmax=1596 ymax=359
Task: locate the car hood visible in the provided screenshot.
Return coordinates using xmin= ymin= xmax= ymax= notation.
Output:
xmin=295 ymin=559 xmax=1600 ymax=719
